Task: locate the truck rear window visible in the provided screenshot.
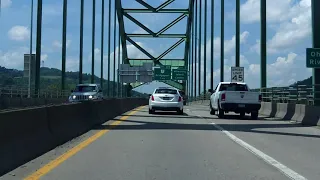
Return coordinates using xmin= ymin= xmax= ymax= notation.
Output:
xmin=219 ymin=84 xmax=248 ymax=91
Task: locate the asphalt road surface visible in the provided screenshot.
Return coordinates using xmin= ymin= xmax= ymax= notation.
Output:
xmin=2 ymin=104 xmax=320 ymax=180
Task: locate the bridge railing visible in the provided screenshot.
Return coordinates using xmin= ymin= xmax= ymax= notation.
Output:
xmin=0 ymin=86 xmax=70 ymax=98
xmin=187 ymin=84 xmax=320 ymax=105
xmin=252 ymin=84 xmax=320 ymax=105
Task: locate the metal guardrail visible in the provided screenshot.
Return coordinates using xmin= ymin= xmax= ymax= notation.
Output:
xmin=187 ymin=84 xmax=320 ymax=106
xmin=0 ymin=86 xmax=70 ymax=98
xmin=253 ymin=84 xmax=320 ymax=105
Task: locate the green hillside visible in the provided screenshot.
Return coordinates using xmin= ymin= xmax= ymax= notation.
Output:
xmin=0 ymin=66 xmax=147 ymax=97
xmin=290 ymin=76 xmax=312 ymax=86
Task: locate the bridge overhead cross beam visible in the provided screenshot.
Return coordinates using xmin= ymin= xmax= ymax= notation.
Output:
xmin=117 ymin=0 xmax=195 ymax=93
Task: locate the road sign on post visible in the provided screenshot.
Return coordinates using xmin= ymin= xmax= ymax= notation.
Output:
xmin=154 ymin=68 xmax=171 ymax=80
xmin=231 ymin=67 xmax=244 ymax=82
xmin=306 ymin=48 xmax=320 ymax=68
xmin=172 ymin=69 xmax=187 ymax=80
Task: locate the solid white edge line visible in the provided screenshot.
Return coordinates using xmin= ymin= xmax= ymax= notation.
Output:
xmin=194 ymin=109 xmax=307 ymax=180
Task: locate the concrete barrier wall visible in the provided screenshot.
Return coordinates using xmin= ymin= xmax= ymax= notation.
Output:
xmin=192 ymin=100 xmax=320 ymax=126
xmin=0 ymin=98 xmax=147 ymax=176
xmin=259 ymin=102 xmax=320 ymax=126
xmin=0 ymin=97 xmax=67 ymax=110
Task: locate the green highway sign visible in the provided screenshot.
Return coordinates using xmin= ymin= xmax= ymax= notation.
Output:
xmin=172 ymin=69 xmax=187 ymax=80
xmin=306 ymin=48 xmax=320 ymax=68
xmin=154 ymin=68 xmax=171 ymax=80
xmin=159 ymin=65 xmax=171 ymax=69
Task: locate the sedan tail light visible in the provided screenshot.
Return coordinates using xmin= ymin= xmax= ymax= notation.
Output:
xmin=221 ymin=93 xmax=226 ymax=101
xmin=151 ymin=95 xmax=155 ymax=101
xmin=178 ymin=96 xmax=182 ymax=102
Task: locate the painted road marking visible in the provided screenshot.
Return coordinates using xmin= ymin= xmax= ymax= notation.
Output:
xmin=194 ymin=113 xmax=306 ymax=180
xmin=207 ymin=121 xmax=307 ymax=180
xmin=24 ymin=106 xmax=145 ymax=180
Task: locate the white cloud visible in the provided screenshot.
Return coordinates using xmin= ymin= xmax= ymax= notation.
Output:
xmin=41 ymin=54 xmax=48 ymax=61
xmin=1 ymin=0 xmax=12 ymax=8
xmin=246 ymin=52 xmax=309 ymax=87
xmin=52 ymin=40 xmax=72 ymax=49
xmin=247 ymin=0 xmax=311 ymax=54
xmin=240 ymin=0 xmax=295 ymax=24
xmin=268 ymin=0 xmax=311 ymax=53
xmin=202 ymin=31 xmax=250 ymax=59
xmin=0 ymin=47 xmax=28 ymax=69
xmin=8 ymin=26 xmax=30 ymax=41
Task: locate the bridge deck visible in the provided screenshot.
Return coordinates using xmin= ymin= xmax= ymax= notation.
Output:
xmin=2 ymin=104 xmax=320 ymax=180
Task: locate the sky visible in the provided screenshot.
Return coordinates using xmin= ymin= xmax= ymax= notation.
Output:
xmin=0 ymin=0 xmax=313 ymax=94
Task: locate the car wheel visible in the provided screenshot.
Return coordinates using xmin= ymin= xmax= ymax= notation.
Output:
xmin=217 ymin=102 xmax=224 ymax=118
xmin=149 ymin=108 xmax=154 ymax=114
xmin=240 ymin=112 xmax=245 ymax=119
xmin=177 ymin=109 xmax=183 ymax=115
xmin=210 ymin=103 xmax=215 ymax=115
xmin=251 ymin=111 xmax=258 ymax=120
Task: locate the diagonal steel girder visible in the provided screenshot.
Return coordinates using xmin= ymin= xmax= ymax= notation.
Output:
xmin=118 ymin=0 xmax=194 ymax=91
xmin=184 ymin=0 xmax=195 ymax=67
xmin=126 ymin=36 xmax=185 ymax=64
xmin=123 ymin=12 xmax=187 ymax=37
xmin=135 ymin=0 xmax=175 ymax=12
xmin=116 ymin=0 xmax=128 ymax=63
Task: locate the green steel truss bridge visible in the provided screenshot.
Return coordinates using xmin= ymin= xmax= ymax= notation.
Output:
xmin=27 ymin=0 xmax=320 ymax=105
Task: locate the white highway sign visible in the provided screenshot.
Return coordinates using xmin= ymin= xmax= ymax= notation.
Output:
xmin=231 ymin=67 xmax=244 ymax=82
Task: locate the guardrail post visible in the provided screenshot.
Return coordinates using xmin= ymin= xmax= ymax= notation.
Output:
xmin=296 ymin=84 xmax=299 ymax=104
xmin=269 ymin=87 xmax=273 ymax=103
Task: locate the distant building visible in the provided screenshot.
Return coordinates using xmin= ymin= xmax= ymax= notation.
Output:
xmin=24 ymin=54 xmax=36 ymax=86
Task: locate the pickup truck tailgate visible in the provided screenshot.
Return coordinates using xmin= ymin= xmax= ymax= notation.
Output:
xmin=223 ymin=91 xmax=260 ymax=104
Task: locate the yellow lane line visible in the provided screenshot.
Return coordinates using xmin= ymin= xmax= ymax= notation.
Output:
xmin=24 ymin=106 xmax=145 ymax=180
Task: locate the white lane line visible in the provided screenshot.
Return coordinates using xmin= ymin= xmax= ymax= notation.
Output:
xmin=208 ymin=121 xmax=307 ymax=180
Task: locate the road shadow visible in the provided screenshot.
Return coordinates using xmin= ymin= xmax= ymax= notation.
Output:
xmin=94 ymin=119 xmax=320 ymax=139
xmin=127 ymin=114 xmax=203 ymax=119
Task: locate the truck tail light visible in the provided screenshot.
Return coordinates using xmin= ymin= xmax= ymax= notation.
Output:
xmin=151 ymin=95 xmax=155 ymax=101
xmin=178 ymin=96 xmax=182 ymax=102
xmin=259 ymin=94 xmax=262 ymax=102
xmin=221 ymin=93 xmax=226 ymax=101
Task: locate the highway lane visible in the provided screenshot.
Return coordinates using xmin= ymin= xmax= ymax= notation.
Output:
xmin=190 ymin=104 xmax=320 ymax=180
xmin=23 ymin=105 xmax=291 ymax=180
xmin=4 ymin=104 xmax=320 ymax=179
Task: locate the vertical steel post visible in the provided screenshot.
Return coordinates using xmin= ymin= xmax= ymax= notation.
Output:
xmin=107 ymin=0 xmax=111 ymax=97
xmin=91 ymin=0 xmax=96 ymax=83
xmin=194 ymin=0 xmax=198 ymax=98
xmin=191 ymin=2 xmax=195 ymax=101
xmin=100 ymin=0 xmax=105 ymax=89
xmin=118 ymin=23 xmax=121 ymax=98
xmin=210 ymin=0 xmax=214 ymax=90
xmin=220 ymin=0 xmax=224 ymax=82
xmin=113 ymin=0 xmax=116 ymax=97
xmin=204 ymin=0 xmax=207 ymax=93
xmin=198 ymin=0 xmax=202 ymax=95
xmin=62 ymin=0 xmax=67 ymax=90
xmin=79 ymin=0 xmax=84 ymax=84
xmin=28 ymin=0 xmax=34 ymax=98
xmin=311 ymin=0 xmax=320 ymax=106
xmin=235 ymin=0 xmax=240 ymax=67
xmin=35 ymin=0 xmax=43 ymax=96
xmin=260 ymin=0 xmax=267 ymax=89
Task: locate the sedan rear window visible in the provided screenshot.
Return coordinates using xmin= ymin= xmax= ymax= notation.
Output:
xmin=219 ymin=84 xmax=248 ymax=91
xmin=155 ymin=89 xmax=178 ymax=94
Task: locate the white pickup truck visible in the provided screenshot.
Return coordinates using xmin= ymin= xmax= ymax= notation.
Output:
xmin=208 ymin=82 xmax=261 ymax=119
